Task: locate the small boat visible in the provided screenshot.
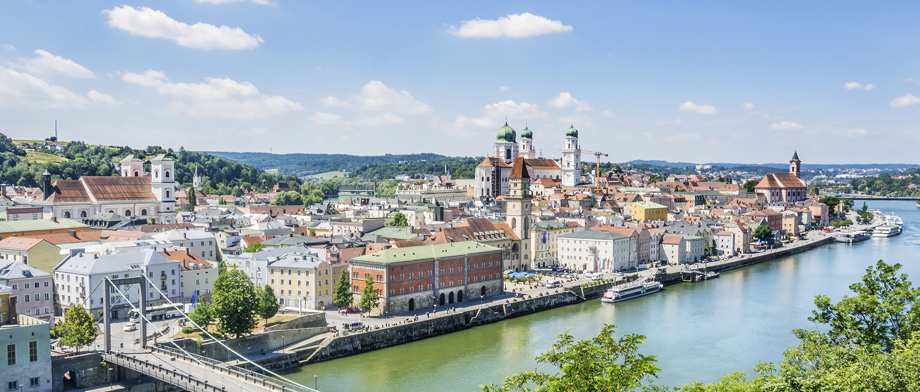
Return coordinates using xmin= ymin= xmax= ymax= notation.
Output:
xmin=703 ymin=271 xmax=721 ymax=280
xmin=835 ymin=231 xmax=870 ymax=243
xmin=602 ymin=279 xmax=663 ymax=303
xmin=873 ymin=225 xmax=902 ymax=238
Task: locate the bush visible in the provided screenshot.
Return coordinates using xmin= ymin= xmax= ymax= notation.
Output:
xmin=182 ymin=326 xmax=195 ymax=334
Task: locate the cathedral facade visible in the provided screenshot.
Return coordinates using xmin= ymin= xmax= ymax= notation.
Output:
xmin=474 ymin=123 xmax=579 ymax=199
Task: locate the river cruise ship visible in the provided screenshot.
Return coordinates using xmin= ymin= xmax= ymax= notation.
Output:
xmin=873 ymin=225 xmax=902 ymax=238
xmin=602 ymin=279 xmax=663 ymax=303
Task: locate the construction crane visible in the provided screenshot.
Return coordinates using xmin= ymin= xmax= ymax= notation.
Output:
xmin=579 ymin=150 xmax=609 ymax=195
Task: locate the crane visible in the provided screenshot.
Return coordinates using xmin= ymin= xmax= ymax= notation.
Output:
xmin=579 ymin=150 xmax=609 ymax=195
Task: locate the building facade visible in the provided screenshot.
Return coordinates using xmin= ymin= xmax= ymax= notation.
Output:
xmin=529 ymin=221 xmax=576 ymax=269
xmin=558 ymin=230 xmax=633 ymax=272
xmin=0 ymin=315 xmax=52 ymax=392
xmin=267 ymin=252 xmax=333 ymax=311
xmin=0 ymin=263 xmax=53 ymax=322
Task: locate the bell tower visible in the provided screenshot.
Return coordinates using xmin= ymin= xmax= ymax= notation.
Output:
xmin=561 ymin=125 xmax=581 ymax=187
xmin=790 ymin=151 xmax=801 ymax=178
xmin=506 ymin=158 xmax=532 ymax=270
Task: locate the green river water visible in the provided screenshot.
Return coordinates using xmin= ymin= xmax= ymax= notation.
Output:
xmin=284 ymin=200 xmax=920 ymax=391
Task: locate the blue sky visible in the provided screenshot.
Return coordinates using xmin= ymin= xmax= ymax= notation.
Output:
xmin=1 ymin=1 xmax=919 ymax=164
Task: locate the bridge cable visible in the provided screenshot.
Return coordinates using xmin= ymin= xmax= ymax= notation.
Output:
xmin=138 ymin=274 xmax=314 ymax=392
xmin=108 ymin=278 xmax=263 ymax=392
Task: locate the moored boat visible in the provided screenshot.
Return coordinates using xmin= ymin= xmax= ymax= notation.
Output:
xmin=602 ymin=279 xmax=663 ymax=303
xmin=873 ymin=225 xmax=901 ymax=238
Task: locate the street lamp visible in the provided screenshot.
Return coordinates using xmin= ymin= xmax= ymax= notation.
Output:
xmin=313 ymin=374 xmax=318 ymax=390
xmin=480 ymin=294 xmax=484 ymax=309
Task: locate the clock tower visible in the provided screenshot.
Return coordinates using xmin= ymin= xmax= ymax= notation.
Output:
xmin=507 ymin=157 xmax=532 ymax=271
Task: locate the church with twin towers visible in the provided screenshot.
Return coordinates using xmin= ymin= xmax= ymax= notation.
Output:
xmin=474 ymin=122 xmax=583 ymax=200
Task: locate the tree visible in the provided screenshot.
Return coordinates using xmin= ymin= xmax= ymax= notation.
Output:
xmin=743 ymin=179 xmax=758 ymax=193
xmin=188 ymin=302 xmax=214 ymax=331
xmin=753 ymin=225 xmax=773 ymax=243
xmin=257 ymin=285 xmax=280 ymax=323
xmin=242 ymin=242 xmax=265 ymax=253
xmin=308 ymin=228 xmax=317 ymax=237
xmin=217 ymin=259 xmax=227 ymax=275
xmin=186 ymin=185 xmax=197 ymax=211
xmin=805 ymin=260 xmax=920 ymax=352
xmin=390 ymin=211 xmax=409 ymax=227
xmin=211 ymin=268 xmax=259 ymax=338
xmin=819 ymin=195 xmax=841 ymax=215
xmin=54 ymin=304 xmax=98 ymax=352
xmin=333 ymin=270 xmax=353 ymax=308
xmin=481 ymin=324 xmax=659 ymax=392
xmin=359 ymin=275 xmax=379 ymax=314
xmin=273 ymin=191 xmax=304 ymax=206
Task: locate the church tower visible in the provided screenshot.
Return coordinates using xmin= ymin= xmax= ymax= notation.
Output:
xmin=150 ymin=154 xmax=176 ymax=203
xmin=192 ymin=165 xmax=202 ymax=191
xmin=120 ymin=155 xmax=144 ymax=177
xmin=494 ymin=122 xmax=519 ymax=164
xmin=561 ymin=125 xmax=581 ymax=187
xmin=519 ymin=126 xmax=535 ymax=159
xmin=506 ymin=158 xmax=532 ymax=271
xmin=790 ymin=151 xmax=801 ymax=178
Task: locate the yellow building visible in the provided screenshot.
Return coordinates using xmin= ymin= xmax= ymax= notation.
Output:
xmin=0 ymin=285 xmax=10 ymax=323
xmin=267 ymin=252 xmax=333 ymax=311
xmin=632 ymin=201 xmax=668 ymax=222
xmin=0 ymin=238 xmax=62 ymax=274
xmin=529 ymin=221 xmax=576 ymax=269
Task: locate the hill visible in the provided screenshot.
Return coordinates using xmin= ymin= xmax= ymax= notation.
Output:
xmin=205 ymin=152 xmax=446 ymax=178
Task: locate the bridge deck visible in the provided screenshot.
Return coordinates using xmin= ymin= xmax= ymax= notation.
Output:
xmin=104 ymin=349 xmax=314 ymax=392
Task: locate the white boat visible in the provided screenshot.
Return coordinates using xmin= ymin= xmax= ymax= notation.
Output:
xmin=873 ymin=225 xmax=902 ymax=238
xmin=602 ymin=279 xmax=663 ymax=303
xmin=887 ymin=214 xmax=904 ymax=227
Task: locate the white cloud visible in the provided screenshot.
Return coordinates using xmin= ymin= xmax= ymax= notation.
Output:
xmin=602 ymin=110 xmax=615 ymax=118
xmin=122 ymin=69 xmax=302 ymax=118
xmin=845 ymin=129 xmax=868 ymax=138
xmin=549 ymin=92 xmax=593 ymax=112
xmin=769 ymin=121 xmax=804 ymax=130
xmin=320 ymin=80 xmax=431 ymax=115
xmin=195 ymin=0 xmax=274 ymax=4
xmin=448 ymin=13 xmax=573 ymax=38
xmin=19 ymin=49 xmax=95 ymax=79
xmin=103 ymin=6 xmax=263 ymax=50
xmin=0 ymin=65 xmax=115 ymax=109
xmin=451 ymin=100 xmax=548 ymax=131
xmin=741 ymin=102 xmax=755 ymax=110
xmin=656 ymin=118 xmax=683 ymax=125
xmin=679 ymin=101 xmax=719 ymax=114
xmin=890 ymin=93 xmax=920 ymax=108
xmin=844 ymin=81 xmax=876 ymax=91
xmin=499 ymin=86 xmax=510 ymax=93
xmin=1 ymin=44 xmax=14 ymax=51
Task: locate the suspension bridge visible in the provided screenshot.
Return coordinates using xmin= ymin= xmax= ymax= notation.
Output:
xmin=89 ymin=275 xmax=318 ymax=392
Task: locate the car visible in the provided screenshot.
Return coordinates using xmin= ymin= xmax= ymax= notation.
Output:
xmin=123 ymin=322 xmax=137 ymax=332
xmin=343 ymin=321 xmax=364 ymax=331
xmin=340 ymin=307 xmax=359 ymax=314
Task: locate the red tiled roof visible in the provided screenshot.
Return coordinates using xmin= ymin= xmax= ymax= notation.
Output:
xmin=755 ymin=173 xmax=806 ymax=189
xmin=160 ymin=249 xmax=212 ymax=271
xmin=510 ymin=157 xmax=529 ymax=179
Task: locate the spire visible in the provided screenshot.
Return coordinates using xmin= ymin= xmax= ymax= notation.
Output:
xmin=510 ymin=157 xmax=530 ymax=179
xmin=791 ymin=150 xmax=800 ymax=161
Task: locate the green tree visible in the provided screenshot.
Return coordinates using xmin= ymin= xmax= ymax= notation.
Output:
xmin=805 ymin=260 xmax=920 ymax=352
xmin=217 ymin=259 xmax=227 ymax=275
xmin=819 ymin=195 xmax=841 ymax=215
xmin=257 ymin=285 xmax=280 ymax=323
xmin=186 ymin=185 xmax=197 ymax=211
xmin=390 ymin=211 xmax=409 ymax=227
xmin=333 ymin=270 xmax=353 ymax=308
xmin=242 ymin=242 xmax=265 ymax=253
xmin=211 ymin=268 xmax=259 ymax=338
xmin=188 ymin=302 xmax=214 ymax=331
xmin=742 ymin=179 xmax=758 ymax=193
xmin=308 ymin=228 xmax=317 ymax=237
xmin=273 ymin=191 xmax=304 ymax=206
xmin=753 ymin=225 xmax=773 ymax=243
xmin=54 ymin=304 xmax=98 ymax=352
xmin=481 ymin=324 xmax=659 ymax=392
xmin=359 ymin=275 xmax=379 ymax=314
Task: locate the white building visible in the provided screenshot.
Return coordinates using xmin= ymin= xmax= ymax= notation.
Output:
xmin=159 ymin=249 xmax=217 ymax=302
xmin=715 ymin=231 xmax=735 ymax=256
xmin=225 ymin=246 xmax=320 ymax=288
xmin=147 ymin=229 xmax=219 ymax=261
xmin=53 ymin=250 xmax=181 ymax=319
xmin=474 ymin=123 xmax=563 ymax=199
xmin=558 ymin=230 xmax=633 ymax=272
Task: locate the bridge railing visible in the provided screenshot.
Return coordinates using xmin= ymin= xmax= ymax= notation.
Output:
xmin=150 ymin=345 xmax=316 ymax=392
xmin=106 ymin=351 xmax=224 ymax=392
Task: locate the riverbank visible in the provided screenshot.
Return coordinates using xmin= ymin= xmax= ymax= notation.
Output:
xmin=240 ymin=235 xmax=838 ymax=370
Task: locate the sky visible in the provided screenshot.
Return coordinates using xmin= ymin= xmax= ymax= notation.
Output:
xmin=1 ymin=1 xmax=920 ymax=164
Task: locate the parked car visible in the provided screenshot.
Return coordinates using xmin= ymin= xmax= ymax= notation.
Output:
xmin=343 ymin=321 xmax=364 ymax=331
xmin=123 ymin=322 xmax=137 ymax=332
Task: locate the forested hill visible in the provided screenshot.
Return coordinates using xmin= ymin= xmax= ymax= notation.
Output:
xmin=0 ymin=133 xmax=299 ymax=194
xmin=350 ymin=157 xmax=480 ymax=180
xmin=204 ymin=151 xmax=446 ymax=177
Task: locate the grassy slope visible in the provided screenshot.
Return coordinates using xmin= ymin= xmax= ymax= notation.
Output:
xmin=25 ymin=151 xmax=69 ymax=164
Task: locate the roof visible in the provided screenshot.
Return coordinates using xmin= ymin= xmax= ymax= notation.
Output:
xmin=366 ymin=226 xmax=418 ymax=241
xmin=0 ymin=237 xmax=48 ymax=250
xmin=268 ymin=252 xmax=323 ymax=269
xmin=755 ymin=173 xmax=806 ymax=189
xmin=476 ymin=157 xmax=511 ymax=168
xmin=791 ymin=151 xmax=800 ymax=161
xmin=0 ymin=218 xmax=88 ymax=235
xmin=351 ymin=241 xmax=502 ymax=266
xmin=633 ymin=201 xmax=668 ymax=210
xmin=159 ymin=249 xmax=212 ymax=271
xmin=82 ymin=176 xmax=156 ymax=201
xmin=510 ymin=157 xmax=529 ymax=179
xmin=0 ymin=261 xmax=51 ymax=279
xmin=523 ymin=158 xmax=561 ymax=171
xmin=55 ymin=249 xmax=175 ymax=275
xmin=560 ymin=230 xmax=628 ymax=241
xmin=661 ymin=234 xmax=684 ymax=245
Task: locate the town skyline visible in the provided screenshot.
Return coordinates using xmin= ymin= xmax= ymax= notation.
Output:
xmin=2 ymin=1 xmax=920 ymax=163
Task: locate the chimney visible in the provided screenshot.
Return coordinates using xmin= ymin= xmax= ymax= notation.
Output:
xmin=68 ymin=230 xmax=77 ymax=239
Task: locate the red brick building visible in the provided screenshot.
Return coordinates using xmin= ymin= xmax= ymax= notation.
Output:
xmin=349 ymin=241 xmax=503 ymax=315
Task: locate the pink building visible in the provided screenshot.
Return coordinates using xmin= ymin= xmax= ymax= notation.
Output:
xmin=0 ymin=262 xmax=54 ymax=322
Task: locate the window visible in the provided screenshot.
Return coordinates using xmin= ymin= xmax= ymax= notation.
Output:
xmin=30 ymin=377 xmax=39 ymax=387
xmin=24 ymin=283 xmax=29 ymax=289
xmin=34 ymin=294 xmax=39 ymax=301
xmin=43 ymin=282 xmax=49 ymax=287
xmin=7 ymin=382 xmax=16 ymax=391
xmin=29 ymin=341 xmax=37 ymax=362
xmin=7 ymin=344 xmax=15 ymax=365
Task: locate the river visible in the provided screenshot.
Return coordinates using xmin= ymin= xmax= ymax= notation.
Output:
xmin=283 ymin=200 xmax=920 ymax=391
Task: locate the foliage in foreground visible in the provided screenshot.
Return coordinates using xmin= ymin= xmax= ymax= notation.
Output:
xmin=481 ymin=324 xmax=659 ymax=392
xmin=52 ymin=303 xmax=98 ymax=352
xmin=211 ymin=267 xmax=258 ymax=338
